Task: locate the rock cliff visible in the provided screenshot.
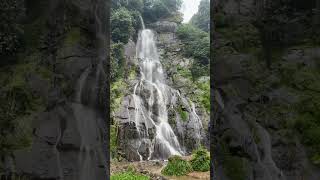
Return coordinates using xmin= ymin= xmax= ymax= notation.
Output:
xmin=213 ymin=0 xmax=320 ymax=180
xmin=0 ymin=0 xmax=109 ymax=179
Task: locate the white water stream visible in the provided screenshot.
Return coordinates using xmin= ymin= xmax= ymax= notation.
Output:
xmin=132 ymin=20 xmax=184 ymax=160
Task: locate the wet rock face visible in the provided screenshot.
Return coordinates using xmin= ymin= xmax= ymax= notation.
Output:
xmin=114 ymin=20 xmax=209 ymax=161
xmin=213 ymin=1 xmax=320 ymax=179
xmin=1 ymin=0 xmax=109 ymax=179
xmin=150 ymin=21 xmax=178 ymax=33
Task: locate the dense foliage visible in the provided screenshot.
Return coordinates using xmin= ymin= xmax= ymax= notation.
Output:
xmin=177 ymin=24 xmax=209 ymax=80
xmin=143 ymin=0 xmax=182 ymax=23
xmin=111 ymin=8 xmax=134 ymax=44
xmin=161 ymin=155 xmax=192 ymax=176
xmin=110 ymin=43 xmax=126 ymax=80
xmin=190 ymin=0 xmax=210 ymax=32
xmin=0 ymin=0 xmax=24 ymax=58
xmin=190 ymin=146 xmax=210 ymax=172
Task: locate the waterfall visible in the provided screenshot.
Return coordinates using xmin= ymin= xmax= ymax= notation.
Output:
xmin=131 ymin=18 xmax=184 ymax=160
xmin=72 ymin=67 xmax=104 ymax=179
xmin=139 ymin=15 xmax=146 ymax=30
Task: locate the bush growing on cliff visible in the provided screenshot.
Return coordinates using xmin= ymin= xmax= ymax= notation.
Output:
xmin=190 ymin=146 xmax=210 ymax=172
xmin=161 ymin=155 xmax=192 ymax=176
xmin=111 ymin=43 xmax=125 ymax=81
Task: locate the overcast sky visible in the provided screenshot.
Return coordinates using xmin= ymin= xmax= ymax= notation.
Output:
xmin=180 ymin=0 xmax=201 ymax=23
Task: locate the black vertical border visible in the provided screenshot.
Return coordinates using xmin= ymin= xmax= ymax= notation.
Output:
xmin=106 ymin=0 xmax=111 ymax=179
xmin=210 ymin=0 xmax=216 ymax=179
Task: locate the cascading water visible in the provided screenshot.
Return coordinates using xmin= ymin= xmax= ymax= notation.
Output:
xmin=131 ymin=18 xmax=183 ymax=160
xmin=72 ymin=66 xmax=105 ymax=180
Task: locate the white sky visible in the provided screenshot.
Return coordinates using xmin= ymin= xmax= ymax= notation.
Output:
xmin=180 ymin=0 xmax=201 ymax=23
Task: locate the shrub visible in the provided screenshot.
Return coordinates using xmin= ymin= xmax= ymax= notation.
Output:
xmin=190 ymin=146 xmax=210 ymax=172
xmin=161 ymin=155 xmax=192 ymax=176
xmin=111 ymin=8 xmax=133 ymax=44
xmin=178 ymin=106 xmax=188 ymax=121
xmin=110 ymin=43 xmax=125 ymax=81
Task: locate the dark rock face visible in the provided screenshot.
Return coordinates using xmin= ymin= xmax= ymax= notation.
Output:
xmin=213 ymin=1 xmax=320 ymax=180
xmin=1 ymin=0 xmax=109 ymax=179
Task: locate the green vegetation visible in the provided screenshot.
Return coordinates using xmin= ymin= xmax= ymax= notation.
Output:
xmin=190 ymin=0 xmax=210 ymax=32
xmin=216 ymin=23 xmax=261 ymax=52
xmin=142 ymin=0 xmax=182 ymax=23
xmin=64 ymin=28 xmax=82 ymax=46
xmin=178 ymin=106 xmax=188 ymax=121
xmin=111 ymin=8 xmax=134 ymax=44
xmin=111 ymin=170 xmax=150 ymax=180
xmin=176 ymin=24 xmax=209 ymax=80
xmin=276 ymin=61 xmax=320 ymax=166
xmin=162 ymin=147 xmax=210 ymax=177
xmin=223 ymin=156 xmax=249 ymax=180
xmin=110 ymin=124 xmax=118 ymax=159
xmin=196 ymin=80 xmax=210 ymax=112
xmin=161 ymin=155 xmax=192 ymax=176
xmin=190 ymin=146 xmax=210 ymax=172
xmin=0 ymin=55 xmax=50 ymax=155
xmin=111 ymin=43 xmax=126 ymax=81
xmin=219 ymin=141 xmax=249 ymax=180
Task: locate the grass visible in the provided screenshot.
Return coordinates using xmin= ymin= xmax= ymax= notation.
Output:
xmin=111 ymin=171 xmax=150 ymax=180
xmin=161 ymin=155 xmax=192 ymax=176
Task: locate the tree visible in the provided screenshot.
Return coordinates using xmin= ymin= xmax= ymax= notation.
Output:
xmin=177 ymin=24 xmax=209 ymax=80
xmin=142 ymin=0 xmax=182 ymax=23
xmin=190 ymin=0 xmax=210 ymax=32
xmin=111 ymin=8 xmax=133 ymax=44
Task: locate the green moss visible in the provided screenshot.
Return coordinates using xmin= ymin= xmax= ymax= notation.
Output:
xmin=111 ymin=80 xmax=127 ymax=112
xmin=196 ymin=80 xmax=210 ymax=112
xmin=190 ymin=146 xmax=210 ymax=172
xmin=0 ymin=56 xmax=50 ymax=155
xmin=162 ymin=155 xmax=192 ymax=176
xmin=177 ymin=67 xmax=192 ymax=79
xmin=64 ymin=28 xmax=82 ymax=46
xmin=311 ymin=153 xmax=320 ymax=166
xmin=223 ymin=156 xmax=249 ymax=180
xmin=178 ymin=107 xmax=188 ymax=122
